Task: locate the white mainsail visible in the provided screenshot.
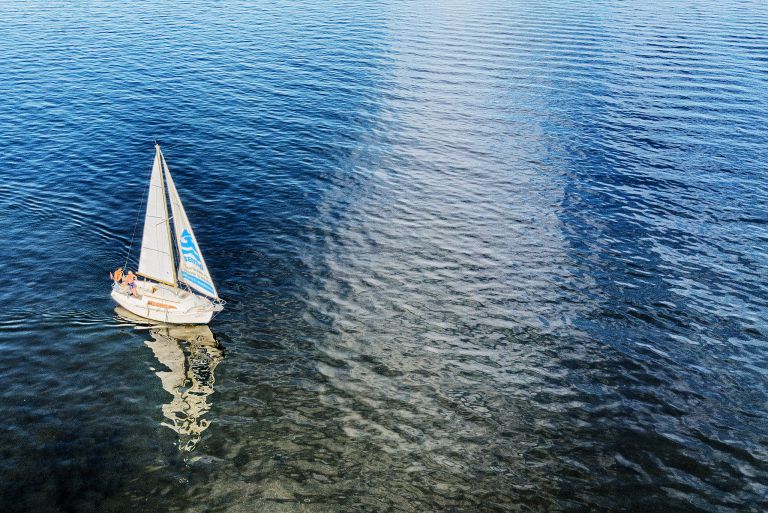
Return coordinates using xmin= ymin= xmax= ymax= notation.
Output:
xmin=138 ymin=148 xmax=176 ymax=285
xmin=160 ymin=150 xmax=218 ymax=298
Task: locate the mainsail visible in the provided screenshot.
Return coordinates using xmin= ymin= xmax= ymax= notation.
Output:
xmin=160 ymin=150 xmax=218 ymax=298
xmin=138 ymin=148 xmax=176 ymax=285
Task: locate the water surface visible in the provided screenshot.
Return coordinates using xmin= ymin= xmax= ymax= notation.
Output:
xmin=0 ymin=1 xmax=767 ymax=511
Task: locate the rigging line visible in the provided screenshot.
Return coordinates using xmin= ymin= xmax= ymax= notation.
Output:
xmin=123 ymin=148 xmax=155 ymax=271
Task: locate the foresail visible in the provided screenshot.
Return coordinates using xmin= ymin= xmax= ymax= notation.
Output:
xmin=138 ymin=148 xmax=176 ymax=285
xmin=161 ymin=152 xmax=218 ymax=298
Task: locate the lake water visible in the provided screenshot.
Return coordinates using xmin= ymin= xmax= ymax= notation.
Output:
xmin=1 ymin=1 xmax=767 ymax=511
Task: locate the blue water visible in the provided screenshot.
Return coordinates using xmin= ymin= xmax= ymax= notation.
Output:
xmin=1 ymin=1 xmax=767 ymax=511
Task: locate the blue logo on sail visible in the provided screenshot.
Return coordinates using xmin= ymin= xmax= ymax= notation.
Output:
xmin=179 ymin=229 xmax=214 ymax=294
xmin=180 ymin=229 xmax=204 ymax=271
xmin=181 ymin=271 xmax=215 ymax=294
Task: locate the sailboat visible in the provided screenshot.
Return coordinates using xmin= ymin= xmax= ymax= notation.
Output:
xmin=111 ymin=144 xmax=224 ymax=324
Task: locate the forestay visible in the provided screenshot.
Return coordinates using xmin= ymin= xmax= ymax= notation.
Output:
xmin=160 ymin=151 xmax=218 ymax=299
xmin=138 ymin=149 xmax=176 ymax=285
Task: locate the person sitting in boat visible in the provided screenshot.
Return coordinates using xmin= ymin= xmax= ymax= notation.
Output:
xmin=110 ymin=267 xmax=124 ymax=283
xmin=124 ymin=271 xmax=138 ymax=296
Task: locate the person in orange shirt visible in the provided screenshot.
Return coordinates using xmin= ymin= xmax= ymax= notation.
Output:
xmin=110 ymin=267 xmax=124 ymax=283
xmin=124 ymin=271 xmax=138 ymax=296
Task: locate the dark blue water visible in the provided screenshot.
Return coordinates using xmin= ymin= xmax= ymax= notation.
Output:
xmin=1 ymin=1 xmax=767 ymax=511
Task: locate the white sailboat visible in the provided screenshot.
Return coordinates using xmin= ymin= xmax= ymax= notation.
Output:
xmin=111 ymin=144 xmax=224 ymax=324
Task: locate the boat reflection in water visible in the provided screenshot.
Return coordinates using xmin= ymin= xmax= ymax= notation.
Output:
xmin=115 ymin=307 xmax=224 ymax=452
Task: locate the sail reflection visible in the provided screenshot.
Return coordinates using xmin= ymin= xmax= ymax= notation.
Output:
xmin=115 ymin=307 xmax=224 ymax=452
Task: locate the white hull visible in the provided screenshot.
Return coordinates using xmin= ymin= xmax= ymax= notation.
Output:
xmin=111 ymin=280 xmax=221 ymax=325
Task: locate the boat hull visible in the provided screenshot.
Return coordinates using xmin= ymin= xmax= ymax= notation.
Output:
xmin=110 ymin=281 xmax=220 ymax=325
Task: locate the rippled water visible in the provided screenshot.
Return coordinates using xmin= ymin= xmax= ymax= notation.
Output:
xmin=1 ymin=1 xmax=767 ymax=511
